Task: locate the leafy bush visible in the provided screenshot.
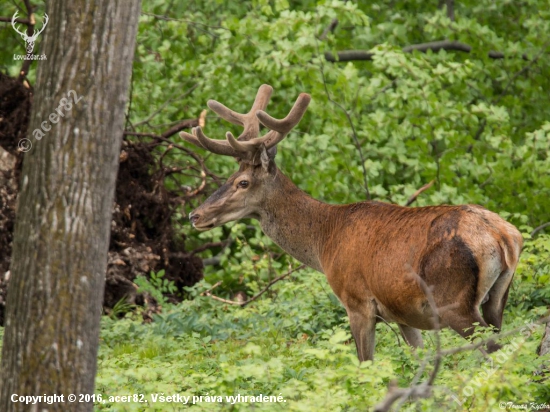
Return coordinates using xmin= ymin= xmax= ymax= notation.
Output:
xmin=95 ymin=266 xmax=549 ymax=411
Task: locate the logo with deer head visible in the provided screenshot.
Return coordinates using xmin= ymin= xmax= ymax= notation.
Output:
xmin=12 ymin=11 xmax=48 ymax=55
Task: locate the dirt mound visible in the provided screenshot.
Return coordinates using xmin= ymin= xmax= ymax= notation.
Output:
xmin=0 ymin=73 xmax=30 ymax=326
xmin=0 ymin=72 xmax=204 ymax=325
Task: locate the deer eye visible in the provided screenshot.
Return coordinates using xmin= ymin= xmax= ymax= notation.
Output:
xmin=237 ymin=180 xmax=249 ymax=189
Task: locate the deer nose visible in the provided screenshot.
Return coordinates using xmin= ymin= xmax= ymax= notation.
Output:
xmin=189 ymin=212 xmax=200 ymax=225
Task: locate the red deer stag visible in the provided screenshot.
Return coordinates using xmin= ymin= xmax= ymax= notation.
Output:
xmin=180 ymin=85 xmax=523 ymax=361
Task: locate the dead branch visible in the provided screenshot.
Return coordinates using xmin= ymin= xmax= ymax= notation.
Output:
xmin=440 ymin=313 xmax=550 ymax=357
xmin=374 ymin=383 xmax=433 ymax=412
xmin=404 ymin=180 xmax=435 ymax=206
xmin=122 ymin=118 xmax=223 ymax=193
xmin=200 ymin=281 xmax=222 ymax=296
xmin=531 ymin=222 xmax=550 ymax=237
xmin=445 ymin=0 xmax=454 ymax=22
xmin=374 ymin=286 xmax=550 ymax=410
xmin=539 ymin=322 xmax=550 ymax=356
xmin=376 ymin=315 xmax=402 ymax=347
xmin=325 ymin=40 xmax=530 ymax=62
xmin=202 ymin=264 xmax=306 ymax=307
xmin=191 ymin=238 xmax=232 ymax=255
xmin=161 ymin=119 xmax=198 ymax=139
xmin=319 ymin=18 xmax=338 ymax=40
xmin=199 ymin=109 xmax=207 ymax=128
xmin=493 ymin=40 xmax=550 ymax=105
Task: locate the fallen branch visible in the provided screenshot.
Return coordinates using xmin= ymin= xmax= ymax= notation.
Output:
xmin=202 ymin=264 xmax=306 ymax=307
xmin=325 ymin=40 xmax=529 ymax=62
xmin=404 ymin=180 xmax=435 ymax=206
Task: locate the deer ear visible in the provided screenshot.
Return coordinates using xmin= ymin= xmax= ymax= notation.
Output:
xmin=260 ymin=145 xmax=277 ymax=173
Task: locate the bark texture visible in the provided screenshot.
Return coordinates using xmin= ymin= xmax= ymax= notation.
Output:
xmin=0 ymin=1 xmax=141 ymax=410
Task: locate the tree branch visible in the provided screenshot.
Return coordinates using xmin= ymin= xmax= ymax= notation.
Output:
xmin=123 ymin=119 xmax=199 ymax=151
xmin=325 ymin=40 xmax=530 ymax=62
xmin=0 ymin=16 xmax=30 ymax=24
xmin=404 ymin=180 xmax=435 ymax=206
xmin=445 ymin=0 xmax=455 ymax=22
xmin=190 ymin=238 xmax=232 ymax=255
xmin=531 ymin=222 xmax=550 ymax=237
xmin=318 ymin=18 xmax=338 ymax=40
xmin=122 ymin=118 xmax=224 ymax=196
xmin=493 ymin=40 xmax=550 ymax=105
xmin=202 ymin=264 xmax=306 ymax=307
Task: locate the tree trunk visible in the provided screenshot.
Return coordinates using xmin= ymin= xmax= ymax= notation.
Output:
xmin=0 ymin=1 xmax=141 ymax=411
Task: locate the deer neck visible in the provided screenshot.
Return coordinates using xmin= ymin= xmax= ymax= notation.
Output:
xmin=257 ymin=169 xmax=334 ymax=273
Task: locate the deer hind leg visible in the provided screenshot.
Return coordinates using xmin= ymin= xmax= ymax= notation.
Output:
xmin=441 ymin=306 xmax=501 ymax=353
xmin=346 ymin=301 xmax=377 ymax=362
xmin=481 ymin=269 xmax=514 ymax=331
xmin=398 ymin=324 xmax=424 ymax=348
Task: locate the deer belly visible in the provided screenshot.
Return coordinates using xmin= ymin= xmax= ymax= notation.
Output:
xmin=374 ymin=297 xmax=437 ymax=330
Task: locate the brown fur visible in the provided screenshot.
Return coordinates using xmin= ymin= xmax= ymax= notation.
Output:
xmin=190 ymin=163 xmax=523 ymax=361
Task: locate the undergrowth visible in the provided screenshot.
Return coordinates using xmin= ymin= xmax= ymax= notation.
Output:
xmin=94 ymin=236 xmax=550 ymax=411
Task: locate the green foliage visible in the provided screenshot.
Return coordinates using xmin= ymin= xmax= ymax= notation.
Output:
xmin=94 ymin=269 xmax=549 ymax=411
xmin=105 ymin=0 xmax=550 ymax=408
xmin=108 ymin=298 xmax=136 ymax=320
xmin=134 ymin=270 xmax=177 ymax=305
xmin=124 ymin=0 xmax=550 ymax=295
xmin=1 ymin=0 xmax=549 ymax=409
xmin=512 ymin=234 xmax=550 ymax=311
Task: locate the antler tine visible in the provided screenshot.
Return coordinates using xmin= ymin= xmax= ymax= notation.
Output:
xmin=207 ymin=84 xmax=273 ymax=142
xmin=207 ymin=100 xmax=245 ymax=126
xmin=255 ymin=93 xmax=311 ymax=148
xmin=179 ymin=127 xmax=240 ymax=157
xmin=256 ymin=93 xmax=311 ymax=134
xmin=180 ymin=86 xmax=310 ymax=165
xmin=179 ymin=130 xmax=204 ymax=149
xmin=226 ymin=131 xmax=256 ymax=152
xmin=220 ymin=92 xmax=311 ymax=153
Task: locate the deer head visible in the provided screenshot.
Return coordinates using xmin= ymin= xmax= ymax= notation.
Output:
xmin=180 ymin=85 xmax=311 ymax=231
xmin=12 ymin=11 xmax=49 ymax=54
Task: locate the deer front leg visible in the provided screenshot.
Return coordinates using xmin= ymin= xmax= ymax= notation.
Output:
xmin=346 ymin=300 xmax=377 ymax=362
